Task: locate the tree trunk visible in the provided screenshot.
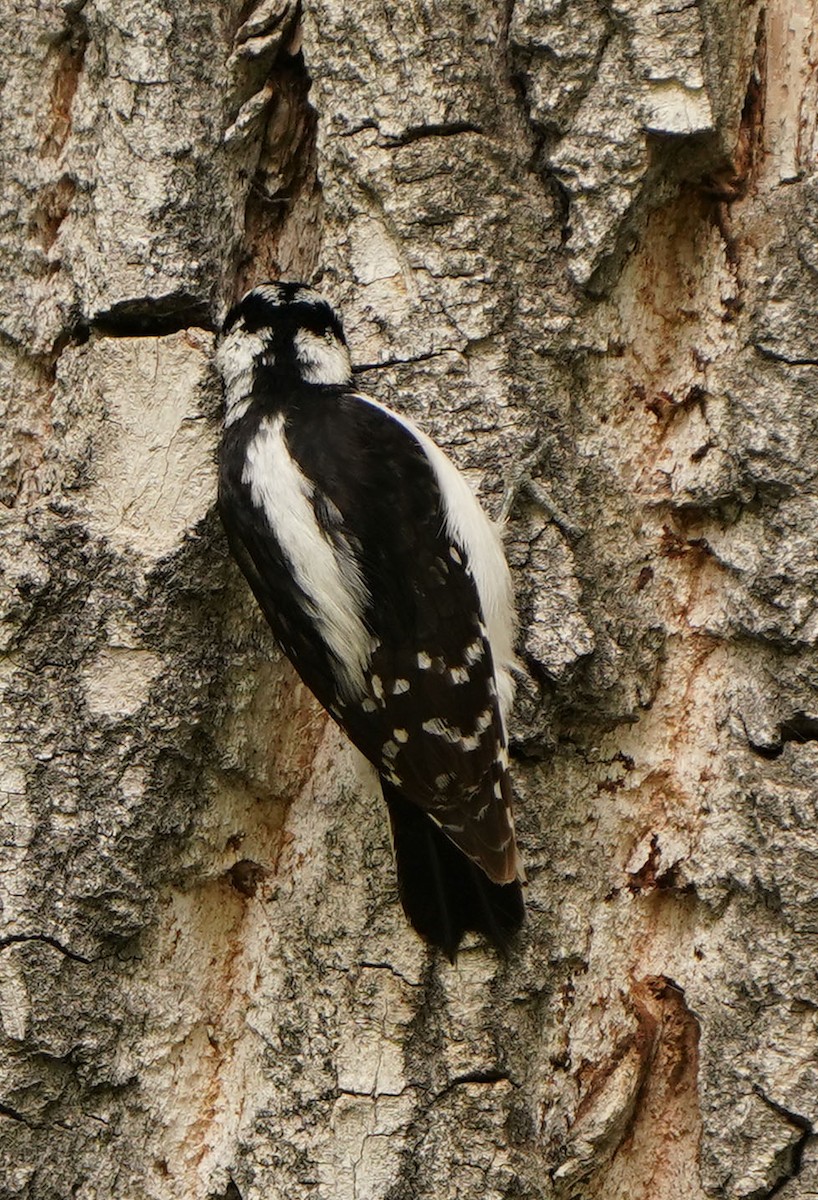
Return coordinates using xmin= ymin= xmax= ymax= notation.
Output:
xmin=2 ymin=0 xmax=817 ymax=1196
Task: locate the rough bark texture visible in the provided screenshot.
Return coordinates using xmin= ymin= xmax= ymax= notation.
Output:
xmin=2 ymin=0 xmax=818 ymax=1197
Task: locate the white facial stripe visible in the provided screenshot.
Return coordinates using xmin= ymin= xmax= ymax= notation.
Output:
xmin=350 ymin=393 xmax=517 ymax=727
xmin=217 ymin=323 xmax=271 ymax=425
xmin=242 ymin=414 xmax=373 ymax=698
xmin=293 ymin=328 xmax=352 ymax=385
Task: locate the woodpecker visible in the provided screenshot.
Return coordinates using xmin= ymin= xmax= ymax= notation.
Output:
xmin=216 ymin=282 xmax=524 ymax=958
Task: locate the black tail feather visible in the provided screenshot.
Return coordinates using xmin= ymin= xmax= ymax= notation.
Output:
xmin=383 ymin=782 xmax=524 ymax=960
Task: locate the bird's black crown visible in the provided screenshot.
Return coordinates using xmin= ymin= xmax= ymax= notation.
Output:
xmin=223 ymin=282 xmax=348 ymax=347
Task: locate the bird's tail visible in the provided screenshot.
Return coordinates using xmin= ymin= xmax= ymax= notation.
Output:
xmin=382 ymin=780 xmax=524 ymax=961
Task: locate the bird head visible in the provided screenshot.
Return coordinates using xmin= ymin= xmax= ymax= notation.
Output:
xmin=216 ymin=282 xmax=353 ymax=421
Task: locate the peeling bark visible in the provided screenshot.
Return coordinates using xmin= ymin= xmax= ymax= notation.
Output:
xmin=2 ymin=0 xmax=818 ymax=1196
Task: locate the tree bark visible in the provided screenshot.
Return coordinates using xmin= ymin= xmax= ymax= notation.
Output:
xmin=2 ymin=0 xmax=817 ymax=1196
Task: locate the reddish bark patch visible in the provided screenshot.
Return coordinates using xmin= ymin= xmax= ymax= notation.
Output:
xmin=609 ymin=976 xmax=703 ymax=1196
xmin=627 ymin=834 xmax=661 ymax=892
xmin=634 ymin=565 xmax=654 ymax=592
xmin=28 ymin=174 xmax=76 ymax=251
xmin=570 ymin=977 xmax=704 ymax=1199
xmin=42 ymin=19 xmax=89 ymax=158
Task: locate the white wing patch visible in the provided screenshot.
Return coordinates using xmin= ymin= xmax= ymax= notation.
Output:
xmin=242 ymin=414 xmax=373 ymax=699
xmin=352 ymin=393 xmax=517 ymax=725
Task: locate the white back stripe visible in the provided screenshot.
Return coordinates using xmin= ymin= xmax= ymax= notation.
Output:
xmin=242 ymin=414 xmax=373 ymax=699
